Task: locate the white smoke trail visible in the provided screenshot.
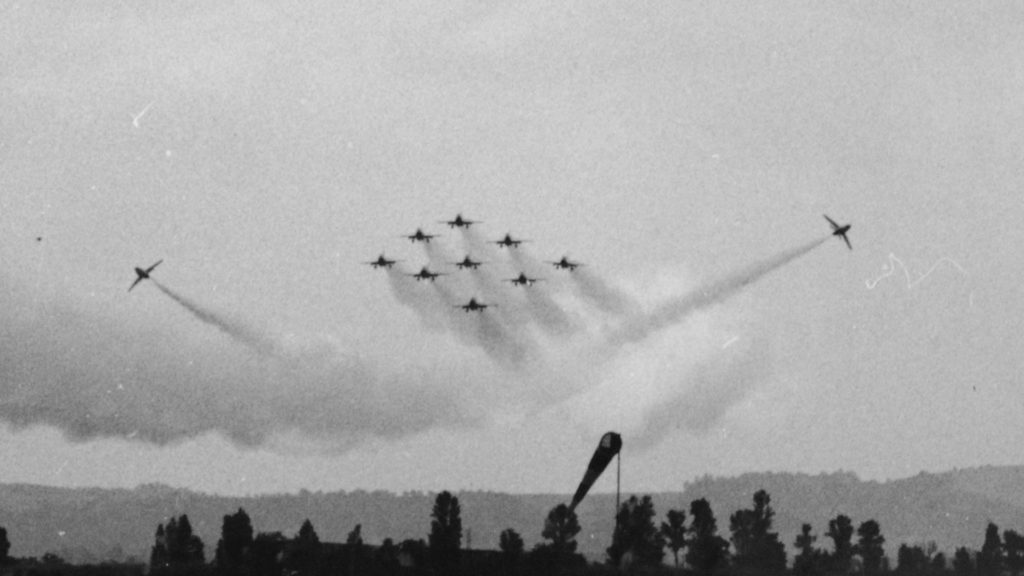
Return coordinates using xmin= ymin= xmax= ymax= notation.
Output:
xmin=0 ymin=276 xmax=476 ymax=447
xmin=571 ymin=267 xmax=642 ymax=318
xmin=609 ymin=237 xmax=828 ymax=346
xmin=152 ymin=280 xmax=279 ymax=356
xmin=386 ymin=266 xmax=449 ymax=329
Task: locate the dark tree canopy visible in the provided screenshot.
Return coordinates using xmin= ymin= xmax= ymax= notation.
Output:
xmin=215 ymin=508 xmax=253 ymax=576
xmin=826 ymin=514 xmax=855 ymax=574
xmin=856 ymin=519 xmax=886 ymax=576
xmin=541 ymin=503 xmax=581 ymax=555
xmin=661 ymin=509 xmax=687 ymax=568
xmin=685 ymin=498 xmax=730 ymax=576
xmin=500 ymin=528 xmax=525 ymax=559
xmin=429 ymin=491 xmax=462 ymax=572
xmin=607 ymin=495 xmax=665 ymax=568
xmin=729 ymin=490 xmax=787 ymax=576
xmin=1005 ymin=529 xmax=1024 ymax=576
xmin=978 ymin=522 xmax=1004 ymax=576
xmin=793 ymin=523 xmax=822 ymax=576
xmin=953 ymin=546 xmax=975 ymax=576
xmin=0 ymin=526 xmax=10 ymax=565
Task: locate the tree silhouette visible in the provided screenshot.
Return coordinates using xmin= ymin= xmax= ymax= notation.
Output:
xmin=249 ymin=532 xmax=286 ymax=576
xmin=374 ymin=538 xmax=400 ymax=576
xmin=978 ymin=522 xmax=1004 ymax=576
xmin=729 ymin=490 xmax=786 ymax=576
xmin=855 ymin=519 xmax=886 ymax=576
xmin=793 ymin=523 xmax=822 ymax=576
xmin=953 ymin=546 xmax=975 ymax=576
xmin=429 ymin=491 xmax=462 ymax=574
xmin=0 ymin=527 xmax=10 ymax=565
xmin=1005 ymin=530 xmax=1024 ymax=576
xmin=150 ymin=523 xmax=169 ymax=570
xmin=661 ymin=509 xmax=687 ymax=568
xmin=896 ymin=543 xmax=929 ymax=575
xmin=607 ymin=495 xmax=665 ymax=568
xmin=286 ymin=518 xmax=322 ymax=576
xmin=541 ymin=503 xmax=581 ymax=556
xmin=499 ymin=528 xmax=524 ymax=574
xmin=826 ymin=514 xmax=855 ymax=574
xmin=685 ymin=498 xmax=730 ymax=576
xmin=215 ymin=508 xmax=253 ymax=576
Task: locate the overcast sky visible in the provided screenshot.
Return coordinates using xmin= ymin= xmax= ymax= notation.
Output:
xmin=1 ymin=0 xmax=1022 ymax=497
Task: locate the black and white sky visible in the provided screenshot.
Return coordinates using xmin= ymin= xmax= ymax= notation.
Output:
xmin=1 ymin=1 xmax=1021 ymax=496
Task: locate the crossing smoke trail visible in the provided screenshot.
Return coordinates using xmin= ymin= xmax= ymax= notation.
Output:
xmin=152 ymin=280 xmax=279 ymax=356
xmin=609 ymin=237 xmax=828 ymax=346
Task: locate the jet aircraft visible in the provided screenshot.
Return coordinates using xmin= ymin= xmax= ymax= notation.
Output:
xmin=491 ymin=233 xmax=528 ymax=248
xmin=364 ymin=254 xmax=400 ymax=269
xmin=128 ymin=260 xmax=162 ymax=292
xmin=404 ymin=228 xmax=437 ymax=243
xmin=823 ymin=215 xmax=852 ymax=250
xmin=440 ymin=213 xmax=479 ymax=229
xmin=455 ymin=297 xmax=493 ymax=312
xmin=547 ymin=256 xmax=582 ymax=271
xmin=505 ymin=273 xmax=543 ymax=287
xmin=407 ymin=266 xmax=448 ymax=282
xmin=451 ymin=255 xmax=484 ymax=270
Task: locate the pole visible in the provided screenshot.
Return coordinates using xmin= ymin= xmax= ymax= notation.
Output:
xmin=615 ymin=451 xmax=621 ymax=528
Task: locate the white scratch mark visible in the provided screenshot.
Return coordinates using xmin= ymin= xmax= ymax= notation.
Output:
xmin=722 ymin=335 xmax=739 ymax=349
xmin=865 ymin=253 xmax=967 ymax=290
xmin=132 ymin=100 xmax=155 ymax=128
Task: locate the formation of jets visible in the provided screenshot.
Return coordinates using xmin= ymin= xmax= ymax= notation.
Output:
xmin=824 ymin=215 xmax=852 ymax=250
xmin=128 ymin=260 xmax=162 ymax=292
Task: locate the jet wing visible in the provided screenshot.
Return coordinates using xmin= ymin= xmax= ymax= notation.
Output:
xmin=823 ymin=215 xmax=839 ymax=230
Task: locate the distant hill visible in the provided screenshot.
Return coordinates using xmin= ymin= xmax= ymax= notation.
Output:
xmin=2 ymin=466 xmax=1024 ymax=564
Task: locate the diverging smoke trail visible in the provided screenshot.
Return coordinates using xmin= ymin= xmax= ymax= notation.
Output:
xmin=153 ymin=280 xmax=279 ymax=355
xmin=609 ymin=237 xmax=828 ymax=345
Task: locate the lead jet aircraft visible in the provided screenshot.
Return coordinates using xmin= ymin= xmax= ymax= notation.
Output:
xmin=364 ymin=254 xmax=400 ymax=269
xmin=455 ymin=297 xmax=493 ymax=312
xmin=823 ymin=215 xmax=852 ymax=250
xmin=505 ymin=272 xmax=543 ymax=287
xmin=451 ymin=255 xmax=484 ymax=270
xmin=128 ymin=260 xmax=162 ymax=292
xmin=439 ymin=213 xmax=480 ymax=229
xmin=491 ymin=233 xmax=528 ymax=249
xmin=404 ymin=228 xmax=437 ymax=243
xmin=547 ymin=256 xmax=582 ymax=271
xmin=407 ymin=266 xmax=448 ymax=282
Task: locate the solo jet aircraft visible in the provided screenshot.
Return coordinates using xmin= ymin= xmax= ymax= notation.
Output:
xmin=128 ymin=260 xmax=162 ymax=292
xmin=547 ymin=256 xmax=582 ymax=271
xmin=440 ymin=213 xmax=479 ymax=229
xmin=505 ymin=273 xmax=543 ymax=287
xmin=451 ymin=255 xmax=484 ymax=270
xmin=407 ymin=266 xmax=448 ymax=282
xmin=824 ymin=215 xmax=852 ymax=250
xmin=364 ymin=254 xmax=400 ymax=269
xmin=455 ymin=298 xmax=493 ymax=312
xmin=404 ymin=228 xmax=437 ymax=243
xmin=491 ymin=233 xmax=528 ymax=249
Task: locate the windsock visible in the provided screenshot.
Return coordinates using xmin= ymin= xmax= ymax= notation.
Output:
xmin=569 ymin=432 xmax=622 ymax=511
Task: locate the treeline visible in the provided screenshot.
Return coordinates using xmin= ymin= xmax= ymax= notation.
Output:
xmin=1 ymin=489 xmax=1023 ymax=575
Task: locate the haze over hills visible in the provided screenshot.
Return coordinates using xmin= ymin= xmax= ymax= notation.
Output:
xmin=2 ymin=467 xmax=1024 ymax=565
